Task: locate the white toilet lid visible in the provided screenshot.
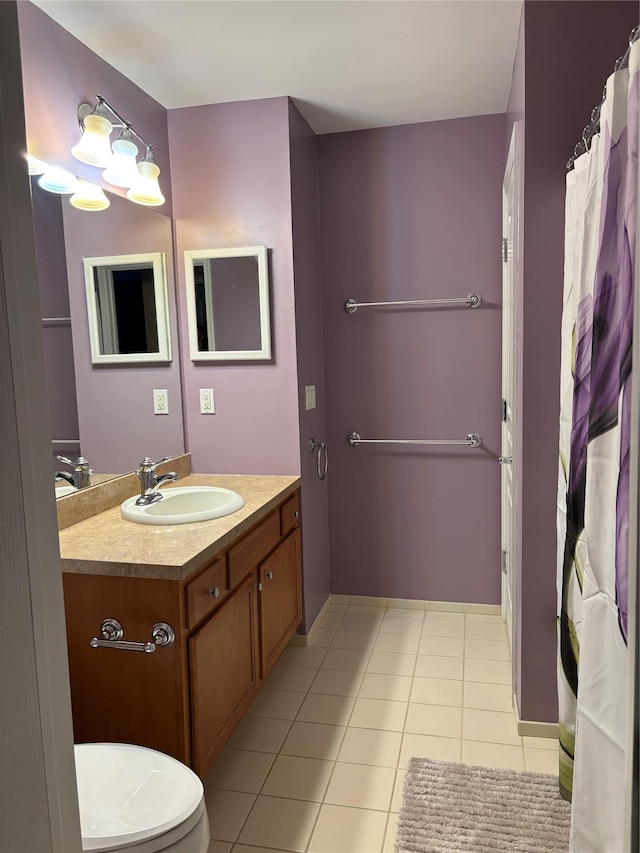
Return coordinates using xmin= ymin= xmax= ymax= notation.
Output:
xmin=75 ymin=743 xmax=204 ymax=851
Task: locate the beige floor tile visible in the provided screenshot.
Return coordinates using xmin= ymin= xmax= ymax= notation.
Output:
xmin=383 ymin=812 xmax=399 ymax=853
xmin=399 ymin=733 xmax=461 ymax=767
xmin=359 ymin=672 xmax=413 ymax=702
xmin=246 ymin=689 xmax=306 ymax=720
xmin=421 ymin=618 xmax=465 ymax=637
xmin=203 ymin=748 xmax=275 ymax=794
xmin=233 ymin=846 xmax=289 ymax=853
xmin=386 ymin=598 xmax=425 ymax=611
xmin=277 ymin=645 xmax=327 ymax=669
xmin=337 ymin=726 xmax=402 ymax=767
xmin=327 ymin=603 xmax=349 ymax=612
xmin=367 ymin=650 xmax=416 ymax=676
xmin=350 ymin=697 xmax=408 ymax=732
xmin=424 ymin=609 xmax=465 ymax=621
xmin=296 ymin=692 xmax=356 ymax=726
xmin=390 ymin=768 xmax=407 ymax=812
xmin=373 ymin=632 xmax=420 ymax=654
xmin=204 ymin=789 xmax=255 ymax=843
xmin=379 ymin=613 xmax=424 ymax=635
xmin=410 ymin=677 xmax=463 ymax=707
xmin=418 ymin=635 xmax=464 ymax=657
xmin=340 ymin=611 xmax=385 ymax=632
xmin=463 ymin=708 xmax=521 ymax=746
xmin=309 ymin=668 xmax=364 ymax=697
xmin=463 ymin=681 xmax=513 ymax=713
xmin=465 ymin=620 xmax=508 ymax=641
xmin=523 ymin=735 xmax=558 ymax=750
xmin=414 ymin=654 xmax=463 ymax=680
xmin=331 ymin=628 xmax=377 ymax=650
xmin=308 ymin=803 xmax=388 ymax=853
xmin=227 ymin=716 xmax=291 ymax=753
xmin=321 ymin=647 xmax=371 ymax=672
xmin=464 ymin=638 xmax=511 ymax=661
xmin=319 ymin=612 xmax=346 ymax=629
xmin=465 ymin=613 xmax=505 ymax=624
xmin=263 ymin=665 xmax=317 ymax=693
xmin=331 ymin=595 xmax=350 ymax=605
xmin=281 ymin=721 xmax=346 ymax=760
xmin=261 ymin=754 xmax=334 ymax=801
xmin=462 ymin=740 xmax=525 ymax=770
xmin=309 ymin=628 xmax=337 ymax=647
xmin=325 ymin=762 xmax=395 ymax=811
xmin=464 ymin=658 xmax=511 ymax=685
xmin=207 ymin=842 xmax=232 ymax=853
xmin=237 ymin=795 xmax=320 ymax=852
xmin=348 ymin=601 xmax=387 ymax=611
xmin=405 ymin=703 xmax=462 ymax=739
xmin=525 ymin=748 xmax=559 ymax=774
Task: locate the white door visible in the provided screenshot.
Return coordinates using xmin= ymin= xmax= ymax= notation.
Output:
xmin=501 ymin=125 xmax=519 ymax=653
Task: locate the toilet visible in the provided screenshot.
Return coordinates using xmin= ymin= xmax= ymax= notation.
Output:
xmin=74 ymin=743 xmax=209 ymax=852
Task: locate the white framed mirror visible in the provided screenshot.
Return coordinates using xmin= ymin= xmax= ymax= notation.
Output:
xmin=184 ymin=246 xmax=271 ymax=361
xmin=84 ymin=252 xmax=172 ymax=364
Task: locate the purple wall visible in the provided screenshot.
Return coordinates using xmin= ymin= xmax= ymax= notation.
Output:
xmin=62 ymin=194 xmax=183 ymax=474
xmin=17 ymin=2 xmax=172 ymax=215
xmin=288 ymin=101 xmax=331 ymax=630
xmin=168 ymin=97 xmax=301 ymax=476
xmin=319 ymin=115 xmax=505 ymax=603
xmin=506 ymin=0 xmax=638 ymax=723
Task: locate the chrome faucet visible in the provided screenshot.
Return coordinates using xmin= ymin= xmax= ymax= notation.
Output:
xmin=135 ymin=456 xmax=179 ymax=506
xmin=55 ymin=455 xmax=91 ymax=489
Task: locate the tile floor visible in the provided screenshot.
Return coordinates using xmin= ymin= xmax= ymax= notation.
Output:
xmin=204 ymin=603 xmax=558 ymax=853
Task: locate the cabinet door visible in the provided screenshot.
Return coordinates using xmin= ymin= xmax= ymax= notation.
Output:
xmin=189 ymin=572 xmax=259 ymax=777
xmin=259 ymin=529 xmax=302 ymax=678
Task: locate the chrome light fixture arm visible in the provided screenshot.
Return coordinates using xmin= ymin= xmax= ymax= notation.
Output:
xmin=78 ymin=95 xmax=156 ymax=162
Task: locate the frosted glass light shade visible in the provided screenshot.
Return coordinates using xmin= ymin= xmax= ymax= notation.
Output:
xmin=38 ymin=167 xmax=79 ymax=194
xmin=103 ymin=138 xmax=139 ymax=187
xmin=70 ymin=179 xmax=110 ymax=211
xmin=27 ymin=155 xmax=48 ymax=175
xmin=71 ymin=113 xmax=113 ymax=167
xmin=126 ymin=160 xmax=165 ymax=207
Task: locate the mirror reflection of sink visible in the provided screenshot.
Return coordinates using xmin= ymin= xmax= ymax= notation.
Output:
xmin=56 ymin=484 xmax=78 ymax=498
xmin=121 ymin=486 xmax=245 ymax=525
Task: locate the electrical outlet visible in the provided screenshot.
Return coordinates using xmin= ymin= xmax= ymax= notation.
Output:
xmin=153 ymin=389 xmax=169 ymax=415
xmin=200 ymin=388 xmax=215 ymax=414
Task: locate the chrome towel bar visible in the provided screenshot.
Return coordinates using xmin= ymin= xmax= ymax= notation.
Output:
xmin=348 ymin=432 xmax=482 ymax=448
xmin=344 ymin=293 xmax=482 ymax=314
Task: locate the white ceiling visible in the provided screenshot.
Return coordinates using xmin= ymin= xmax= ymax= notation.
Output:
xmin=31 ymin=0 xmax=523 ymax=134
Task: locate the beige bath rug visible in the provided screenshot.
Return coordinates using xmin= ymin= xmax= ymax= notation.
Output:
xmin=396 ymin=757 xmax=570 ymax=852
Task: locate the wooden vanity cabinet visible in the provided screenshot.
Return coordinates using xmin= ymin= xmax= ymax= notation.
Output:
xmin=62 ymin=490 xmax=302 ymax=779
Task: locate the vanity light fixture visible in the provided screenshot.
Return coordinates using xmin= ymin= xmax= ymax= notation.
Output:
xmin=72 ymin=95 xmax=165 ymax=205
xmin=26 ymin=154 xmax=47 ymax=175
xmin=70 ymin=178 xmax=110 ymax=211
xmin=38 ymin=165 xmax=79 ymax=194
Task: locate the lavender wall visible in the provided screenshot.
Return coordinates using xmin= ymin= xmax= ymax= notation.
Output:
xmin=288 ymin=101 xmax=331 ymax=629
xmin=62 ymin=195 xmax=183 ymax=474
xmin=319 ymin=115 xmax=505 ymax=603
xmin=17 ymin=2 xmax=172 ymax=214
xmin=506 ymin=0 xmax=638 ymax=723
xmin=168 ymin=98 xmax=301 ymax=476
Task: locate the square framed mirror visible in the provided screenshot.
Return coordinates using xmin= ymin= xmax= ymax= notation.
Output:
xmin=184 ymin=246 xmax=271 ymax=361
xmin=84 ymin=252 xmax=172 ymax=364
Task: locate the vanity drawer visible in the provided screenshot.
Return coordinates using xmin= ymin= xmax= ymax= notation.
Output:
xmin=280 ymin=493 xmax=299 ymax=537
xmin=228 ymin=511 xmax=280 ymax=588
xmin=186 ymin=557 xmax=229 ymax=629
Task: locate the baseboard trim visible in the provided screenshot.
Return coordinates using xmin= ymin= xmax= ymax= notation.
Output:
xmin=289 ymin=595 xmax=332 ymax=646
xmin=513 ymin=694 xmax=558 ymax=739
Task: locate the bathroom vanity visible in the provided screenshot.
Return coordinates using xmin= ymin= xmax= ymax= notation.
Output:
xmin=59 ymin=473 xmax=301 ymax=778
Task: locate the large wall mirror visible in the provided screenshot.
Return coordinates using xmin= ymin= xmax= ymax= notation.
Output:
xmin=84 ymin=252 xmax=172 ymax=364
xmin=184 ymin=246 xmax=271 ymax=361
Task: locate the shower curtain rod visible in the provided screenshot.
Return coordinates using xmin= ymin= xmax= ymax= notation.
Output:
xmin=566 ymin=23 xmax=639 ymax=172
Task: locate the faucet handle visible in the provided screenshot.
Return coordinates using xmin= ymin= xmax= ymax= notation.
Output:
xmin=138 ymin=455 xmax=171 ymax=472
xmin=56 ymin=455 xmax=74 ymax=468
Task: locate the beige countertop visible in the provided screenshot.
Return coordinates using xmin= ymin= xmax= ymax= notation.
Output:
xmin=59 ymin=473 xmax=300 ymax=581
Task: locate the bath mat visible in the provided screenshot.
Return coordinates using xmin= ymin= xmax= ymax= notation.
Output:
xmin=395 ymin=757 xmax=570 ymax=852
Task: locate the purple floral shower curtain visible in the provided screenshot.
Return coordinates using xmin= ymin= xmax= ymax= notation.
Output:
xmin=557 ymin=37 xmax=638 ymax=853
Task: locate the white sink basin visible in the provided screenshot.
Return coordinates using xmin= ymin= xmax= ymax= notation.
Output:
xmin=121 ymin=486 xmax=245 ymax=525
xmin=56 ymin=483 xmax=77 ymax=498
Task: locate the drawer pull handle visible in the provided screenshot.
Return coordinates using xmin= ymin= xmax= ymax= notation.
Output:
xmin=265 ymin=571 xmax=274 ymax=580
xmin=207 ymin=587 xmax=221 ymax=598
xmin=291 ymin=510 xmax=299 ymax=518
xmin=90 ymin=619 xmax=175 ymax=653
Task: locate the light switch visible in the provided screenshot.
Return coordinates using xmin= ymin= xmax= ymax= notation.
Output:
xmin=305 ymin=385 xmax=317 ymax=411
xmin=153 ymin=389 xmax=169 ymax=415
xmin=200 ymin=388 xmax=215 ymax=414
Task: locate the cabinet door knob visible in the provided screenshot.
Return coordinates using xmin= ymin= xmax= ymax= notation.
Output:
xmin=207 ymin=587 xmax=220 ymax=598
xmin=265 ymin=571 xmax=273 ymax=580
xmin=291 ymin=510 xmax=299 ymax=518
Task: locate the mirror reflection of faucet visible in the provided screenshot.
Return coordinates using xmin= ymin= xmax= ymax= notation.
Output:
xmin=135 ymin=456 xmax=179 ymax=506
xmin=55 ymin=455 xmax=92 ymax=489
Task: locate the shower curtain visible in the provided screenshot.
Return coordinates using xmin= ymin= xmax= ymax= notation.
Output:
xmin=557 ymin=37 xmax=638 ymax=852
